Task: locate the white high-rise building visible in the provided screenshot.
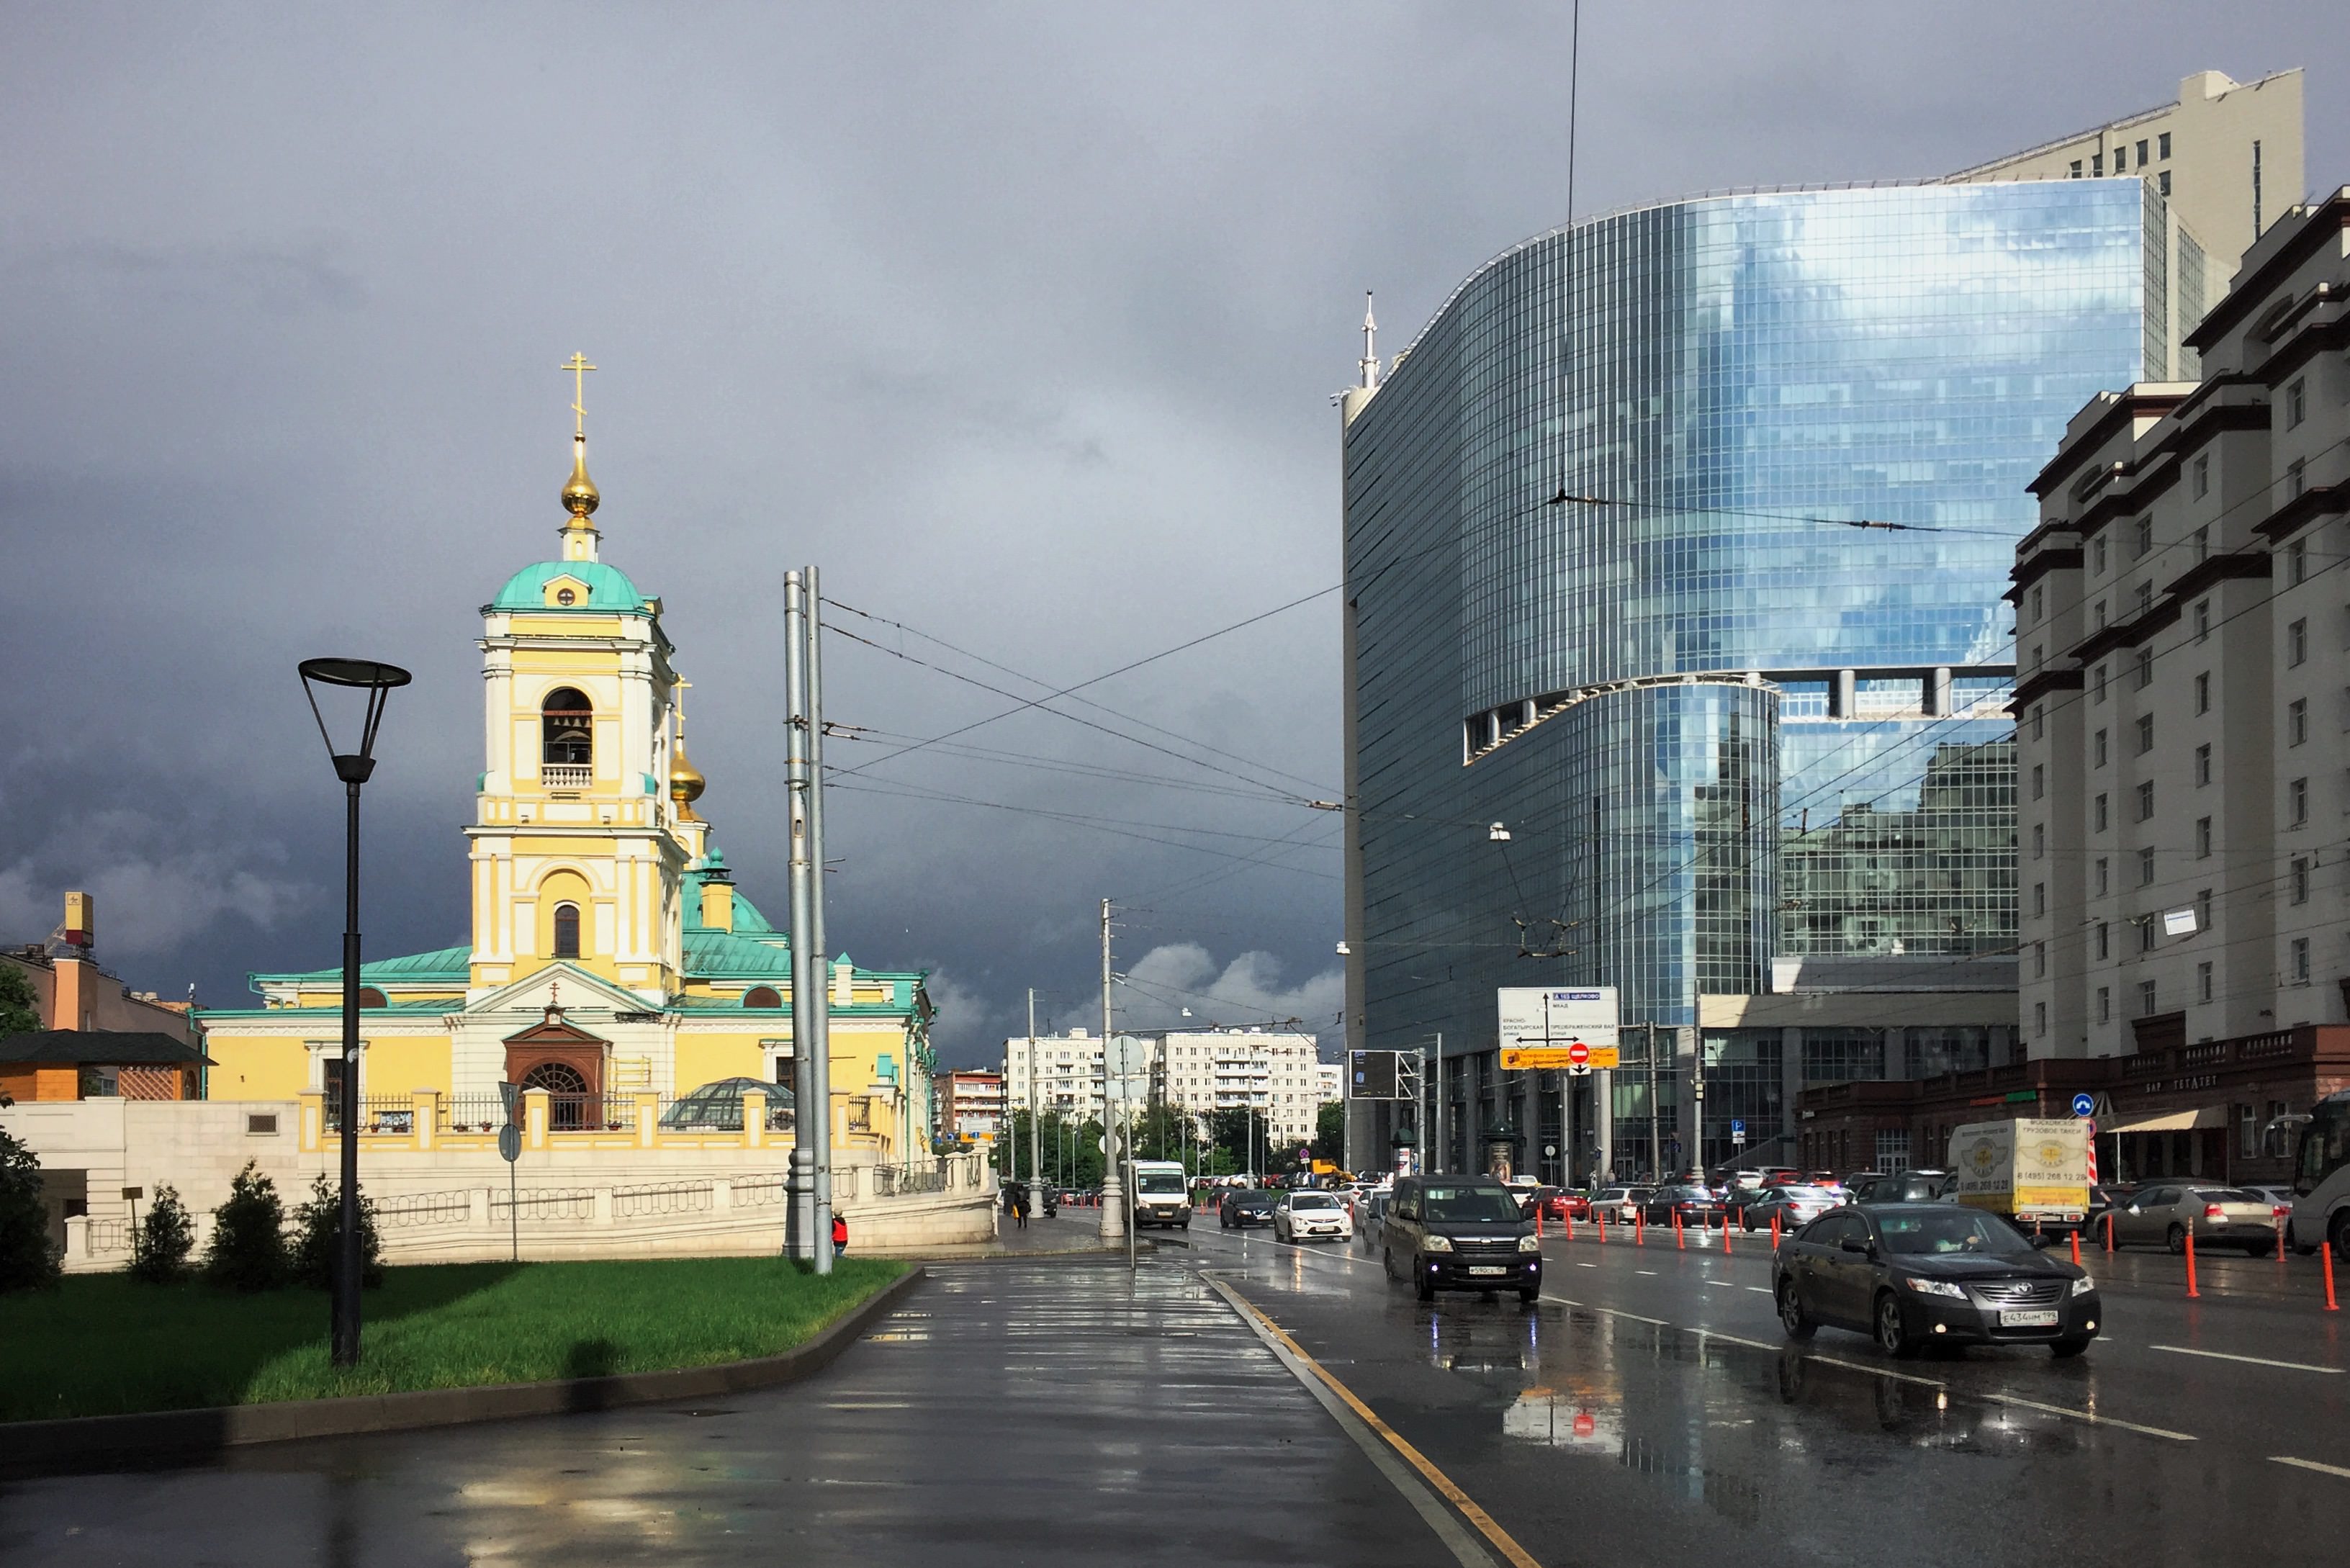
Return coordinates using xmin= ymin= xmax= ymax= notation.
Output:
xmin=1001 ymin=1024 xmax=1330 ymax=1145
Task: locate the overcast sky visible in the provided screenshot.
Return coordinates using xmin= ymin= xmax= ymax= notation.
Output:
xmin=4 ymin=4 xmax=2344 ymax=1065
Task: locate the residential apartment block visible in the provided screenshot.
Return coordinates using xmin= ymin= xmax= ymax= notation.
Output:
xmin=1001 ymin=1026 xmax=1328 ymax=1145
xmin=2007 ymin=188 xmax=2350 ymax=1184
xmin=932 ymin=1069 xmax=1004 ymax=1145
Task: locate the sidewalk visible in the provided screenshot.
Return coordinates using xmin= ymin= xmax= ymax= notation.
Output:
xmin=881 ymin=1205 xmax=1144 ymax=1261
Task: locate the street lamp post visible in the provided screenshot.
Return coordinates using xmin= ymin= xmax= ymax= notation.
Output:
xmin=298 ymin=657 xmax=410 ymax=1369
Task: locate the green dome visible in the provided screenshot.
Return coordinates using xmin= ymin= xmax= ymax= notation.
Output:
xmin=488 ymin=559 xmax=651 ymax=614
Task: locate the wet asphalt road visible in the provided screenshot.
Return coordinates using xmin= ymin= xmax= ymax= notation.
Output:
xmin=1191 ymin=1219 xmax=2350 ymax=1567
xmin=6 ymin=1222 xmax=2346 ymax=1567
xmin=0 ymin=1256 xmax=1450 ymax=1568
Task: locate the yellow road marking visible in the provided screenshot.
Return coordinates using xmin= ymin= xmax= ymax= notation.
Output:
xmin=1220 ymin=1287 xmax=1543 ymax=1568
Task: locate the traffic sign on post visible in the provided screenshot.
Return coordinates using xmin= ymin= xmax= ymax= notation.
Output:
xmin=2071 ymin=1092 xmax=2096 ymax=1118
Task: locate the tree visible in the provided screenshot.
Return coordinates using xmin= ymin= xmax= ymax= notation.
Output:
xmin=204 ymin=1161 xmax=289 ymax=1290
xmin=1130 ymin=1101 xmax=1197 ymax=1164
xmin=1313 ymin=1101 xmax=1346 ymax=1168
xmin=0 ymin=1124 xmax=59 ymax=1291
xmin=292 ymin=1173 xmax=384 ymax=1289
xmin=0 ymin=964 xmax=39 ymax=1042
xmin=128 ymin=1183 xmax=196 ymax=1284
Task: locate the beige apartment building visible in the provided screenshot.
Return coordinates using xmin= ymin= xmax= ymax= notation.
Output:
xmin=2007 ymin=189 xmax=2350 ymax=1181
xmin=1001 ymin=1025 xmax=1326 ymax=1145
xmin=1953 ymin=68 xmax=2302 ymax=270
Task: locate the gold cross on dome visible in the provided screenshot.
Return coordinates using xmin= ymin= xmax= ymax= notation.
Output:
xmin=561 ymin=353 xmax=597 ymax=436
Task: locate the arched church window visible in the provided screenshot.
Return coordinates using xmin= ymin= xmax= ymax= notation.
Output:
xmin=542 ymin=688 xmax=593 ymax=769
xmin=553 ymin=902 xmax=581 ymax=958
xmin=743 ymin=986 xmax=782 ymax=1009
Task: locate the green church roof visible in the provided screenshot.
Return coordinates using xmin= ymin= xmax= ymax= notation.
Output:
xmin=251 ymin=945 xmax=474 ymax=989
xmin=488 ymin=559 xmax=651 ymax=614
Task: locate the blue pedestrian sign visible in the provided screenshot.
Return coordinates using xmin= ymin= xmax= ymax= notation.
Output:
xmin=2071 ymin=1093 xmax=2096 ymax=1118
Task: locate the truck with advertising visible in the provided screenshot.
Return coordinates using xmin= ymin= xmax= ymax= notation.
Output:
xmin=1127 ymin=1158 xmax=1193 ymax=1229
xmin=1946 ymin=1118 xmax=2092 ymax=1234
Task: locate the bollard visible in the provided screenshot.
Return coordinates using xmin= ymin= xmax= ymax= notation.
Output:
xmin=1771 ymin=1214 xmax=1782 ymax=1249
xmin=1721 ymin=1217 xmax=1732 ymax=1256
xmin=1565 ymin=1209 xmax=1575 ymax=1242
xmin=2184 ymin=1226 xmax=2200 ymax=1299
xmin=1537 ymin=1208 xmax=1544 ymax=1240
xmin=1636 ymin=1209 xmax=1646 ymax=1246
xmin=2070 ymin=1230 xmax=2082 ymax=1268
xmin=1598 ymin=1208 xmax=1608 ymax=1244
xmin=1675 ymin=1209 xmax=1685 ymax=1249
xmin=2326 ymin=1243 xmax=2339 ymax=1313
xmin=2104 ymin=1211 xmax=2116 ymax=1253
xmin=2277 ymin=1212 xmax=2289 ymax=1263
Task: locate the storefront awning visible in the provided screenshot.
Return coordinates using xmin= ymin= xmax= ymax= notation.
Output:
xmin=2102 ymin=1105 xmax=2230 ymax=1135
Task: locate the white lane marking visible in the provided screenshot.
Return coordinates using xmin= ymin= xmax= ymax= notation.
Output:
xmin=1635 ymin=1270 xmax=1658 ymax=1276
xmin=1743 ymin=1286 xmax=1772 ymax=1294
xmin=1804 ymin=1354 xmax=1944 ymax=1389
xmin=1982 ymin=1393 xmax=2195 ymax=1442
xmin=1541 ymin=1294 xmax=1670 ymax=1326
xmin=824 ymin=1401 xmax=914 ymax=1409
xmin=2148 ymin=1344 xmax=2342 ymax=1374
xmin=1704 ymin=1281 xmax=1736 ymax=1289
xmin=1576 ymin=1262 xmax=1598 ymax=1269
xmin=2272 ymin=1455 xmax=2350 ymax=1479
xmin=1693 ymin=1330 xmax=1780 ymax=1352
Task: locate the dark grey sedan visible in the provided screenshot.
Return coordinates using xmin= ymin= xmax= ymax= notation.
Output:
xmin=1773 ymin=1203 xmax=2101 ymax=1359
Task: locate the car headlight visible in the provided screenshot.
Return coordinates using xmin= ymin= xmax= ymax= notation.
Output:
xmin=1423 ymin=1234 xmax=1454 ymax=1252
xmin=1904 ymin=1276 xmax=1966 ymax=1299
xmin=2071 ymin=1274 xmax=2096 ymax=1297
xmin=1518 ymin=1234 xmax=1543 ymax=1253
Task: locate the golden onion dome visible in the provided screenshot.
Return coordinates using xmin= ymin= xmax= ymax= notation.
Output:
xmin=670 ymin=742 xmax=707 ymax=820
xmin=562 ymin=433 xmax=600 ymax=521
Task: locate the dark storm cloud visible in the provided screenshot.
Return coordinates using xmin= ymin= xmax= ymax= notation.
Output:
xmin=4 ymin=3 xmax=2344 ymax=1062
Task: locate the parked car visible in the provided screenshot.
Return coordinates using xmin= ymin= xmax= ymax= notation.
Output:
xmin=1852 ymin=1171 xmax=1953 ymax=1204
xmin=1219 ymin=1189 xmax=1277 ymax=1229
xmin=1378 ymin=1174 xmax=1544 ymax=1303
xmin=1356 ymin=1189 xmax=1392 ymax=1251
xmin=1274 ymin=1189 xmax=1354 ymax=1243
xmin=1773 ymin=1203 xmax=2100 ymax=1359
xmin=2107 ymin=1184 xmax=2280 ymax=1256
xmin=1641 ymin=1184 xmax=1729 ymax=1228
xmin=1739 ymin=1184 xmax=1843 ymax=1232
xmin=2238 ymin=1183 xmax=2296 ymax=1209
xmin=1593 ymin=1186 xmax=1653 ymax=1224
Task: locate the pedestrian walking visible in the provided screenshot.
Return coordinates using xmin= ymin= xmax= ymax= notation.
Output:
xmin=832 ymin=1212 xmax=847 ymax=1258
xmin=1014 ymin=1184 xmax=1030 ymax=1230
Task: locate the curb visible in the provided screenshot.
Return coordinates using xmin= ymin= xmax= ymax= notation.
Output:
xmin=0 ymin=1264 xmax=924 ymax=1477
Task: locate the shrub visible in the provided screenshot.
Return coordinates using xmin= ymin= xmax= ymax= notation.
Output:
xmin=128 ymin=1183 xmax=196 ymax=1284
xmin=291 ymin=1173 xmax=384 ymax=1290
xmin=204 ymin=1161 xmax=289 ymax=1291
xmin=0 ymin=1125 xmax=60 ymax=1292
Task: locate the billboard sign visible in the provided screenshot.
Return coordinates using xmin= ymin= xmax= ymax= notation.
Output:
xmin=1498 ymin=987 xmax=1619 ymax=1055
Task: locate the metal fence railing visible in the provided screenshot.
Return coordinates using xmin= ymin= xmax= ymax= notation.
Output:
xmin=732 ymin=1173 xmax=789 ymax=1208
xmin=544 ymin=1092 xmax=636 ymax=1132
xmin=377 ymin=1189 xmax=474 ymax=1229
xmin=490 ymin=1187 xmax=596 ymax=1222
xmin=613 ymin=1181 xmax=714 ymax=1218
xmin=440 ymin=1096 xmax=510 ymax=1133
xmin=870 ymin=1160 xmax=950 ymax=1198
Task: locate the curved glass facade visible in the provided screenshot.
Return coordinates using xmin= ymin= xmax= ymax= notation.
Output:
xmin=1345 ymin=179 xmax=2161 ymax=1175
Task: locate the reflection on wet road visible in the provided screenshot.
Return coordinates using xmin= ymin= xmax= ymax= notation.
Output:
xmin=1190 ymin=1223 xmax=2350 ymax=1567
xmin=0 ymin=1260 xmax=1457 ymax=1568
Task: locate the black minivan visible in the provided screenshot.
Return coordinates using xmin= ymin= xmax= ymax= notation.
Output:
xmin=1379 ymin=1174 xmax=1543 ymax=1303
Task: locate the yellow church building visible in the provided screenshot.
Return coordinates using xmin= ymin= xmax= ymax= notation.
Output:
xmin=198 ymin=387 xmax=937 ymax=1161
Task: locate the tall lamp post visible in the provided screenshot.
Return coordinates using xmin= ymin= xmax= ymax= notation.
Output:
xmin=298 ymin=657 xmax=410 ymax=1368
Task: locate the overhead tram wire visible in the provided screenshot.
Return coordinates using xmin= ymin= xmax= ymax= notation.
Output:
xmin=824 ymin=596 xmax=1338 ymax=798
xmin=821 ymin=585 xmax=1342 ymax=791
xmin=822 ymin=721 xmax=1299 ymax=806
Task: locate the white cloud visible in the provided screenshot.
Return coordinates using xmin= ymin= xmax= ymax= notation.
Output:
xmin=1120 ymin=942 xmax=1342 ymax=1037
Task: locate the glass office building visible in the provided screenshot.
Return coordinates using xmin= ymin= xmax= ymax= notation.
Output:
xmin=1343 ymin=179 xmax=2166 ymax=1176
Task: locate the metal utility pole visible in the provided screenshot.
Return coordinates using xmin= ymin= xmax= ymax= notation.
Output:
xmin=1027 ymin=988 xmax=1040 ymax=1193
xmin=1098 ymin=898 xmax=1129 ymax=1257
xmin=783 ymin=569 xmax=832 ymax=1271
xmin=1647 ymin=1023 xmax=1662 ymax=1184
xmin=1433 ymin=1032 xmax=1444 ymax=1173
xmin=807 ymin=569 xmax=834 ymax=1271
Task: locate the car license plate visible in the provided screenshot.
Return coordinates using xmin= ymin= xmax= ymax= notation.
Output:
xmin=1999 ymin=1309 xmax=2060 ymax=1328
xmin=1467 ymin=1266 xmax=1507 ymax=1276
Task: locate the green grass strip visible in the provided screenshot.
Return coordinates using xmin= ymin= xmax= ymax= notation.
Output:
xmin=0 ymin=1256 xmax=906 ymax=1423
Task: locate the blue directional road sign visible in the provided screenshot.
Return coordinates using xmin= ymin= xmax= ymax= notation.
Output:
xmin=2071 ymin=1093 xmax=2096 ymax=1118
